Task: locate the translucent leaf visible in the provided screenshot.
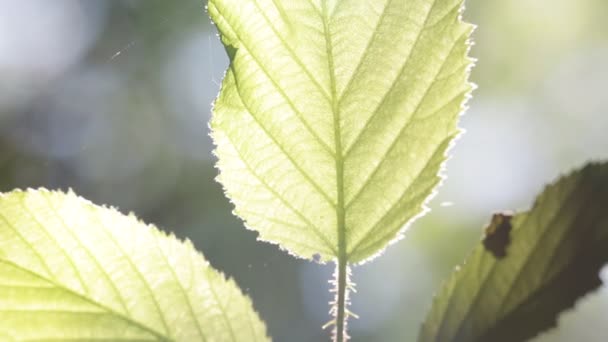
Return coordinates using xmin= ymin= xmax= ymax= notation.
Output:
xmin=419 ymin=162 xmax=608 ymax=342
xmin=0 ymin=189 xmax=268 ymax=342
xmin=208 ymin=0 xmax=474 ymax=263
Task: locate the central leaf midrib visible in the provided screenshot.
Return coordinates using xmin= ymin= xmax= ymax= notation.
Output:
xmin=320 ymin=2 xmax=345 ymax=262
xmin=321 ymin=2 xmax=348 ymax=339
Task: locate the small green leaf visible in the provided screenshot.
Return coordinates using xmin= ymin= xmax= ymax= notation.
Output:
xmin=0 ymin=189 xmax=268 ymax=342
xmin=208 ymin=0 xmax=474 ymax=263
xmin=419 ymin=162 xmax=608 ymax=342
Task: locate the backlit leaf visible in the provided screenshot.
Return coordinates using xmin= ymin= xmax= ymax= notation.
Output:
xmin=208 ymin=0 xmax=474 ymax=263
xmin=419 ymin=162 xmax=608 ymax=342
xmin=0 ymin=189 xmax=268 ymax=341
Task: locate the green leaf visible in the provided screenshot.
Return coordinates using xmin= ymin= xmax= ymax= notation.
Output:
xmin=208 ymin=0 xmax=474 ymax=263
xmin=0 ymin=189 xmax=268 ymax=342
xmin=419 ymin=162 xmax=608 ymax=342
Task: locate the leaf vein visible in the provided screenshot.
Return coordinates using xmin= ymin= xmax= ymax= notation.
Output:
xmin=212 ymin=3 xmax=335 ymax=156
xmin=253 ymin=0 xmax=330 ymax=101
xmin=231 ymin=63 xmax=337 ymax=209
xmin=0 ymin=259 xmax=170 ymax=342
xmin=18 ymin=196 xmax=90 ymax=296
xmin=337 ymin=0 xmax=393 ymax=102
xmin=345 ymin=31 xmax=466 ymax=210
xmin=90 ymin=210 xmax=172 ymax=338
xmin=0 ymin=212 xmax=54 ymax=279
xmin=205 ymin=270 xmax=237 ymax=342
xmin=152 ymin=233 xmax=207 ymax=342
xmin=348 ymin=136 xmax=449 ymax=256
xmin=224 ymin=132 xmax=337 ymax=255
xmin=41 ymin=193 xmax=131 ymax=316
xmin=343 ymin=0 xmax=439 ymax=156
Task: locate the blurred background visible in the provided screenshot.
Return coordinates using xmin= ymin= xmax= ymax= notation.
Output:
xmin=0 ymin=0 xmax=606 ymax=340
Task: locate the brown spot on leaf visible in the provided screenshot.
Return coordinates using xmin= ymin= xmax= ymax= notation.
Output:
xmin=483 ymin=213 xmax=513 ymax=258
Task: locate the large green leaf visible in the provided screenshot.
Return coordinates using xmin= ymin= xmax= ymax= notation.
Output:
xmin=0 ymin=189 xmax=268 ymax=342
xmin=419 ymin=162 xmax=608 ymax=342
xmin=208 ymin=0 xmax=474 ymax=263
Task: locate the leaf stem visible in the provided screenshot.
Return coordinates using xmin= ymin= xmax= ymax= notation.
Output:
xmin=335 ymin=258 xmax=348 ymax=341
xmin=328 ymin=260 xmax=356 ymax=341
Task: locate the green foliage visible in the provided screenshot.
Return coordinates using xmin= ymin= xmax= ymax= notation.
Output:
xmin=419 ymin=162 xmax=608 ymax=342
xmin=0 ymin=1 xmax=605 ymax=341
xmin=0 ymin=189 xmax=268 ymax=342
xmin=208 ymin=0 xmax=474 ymax=263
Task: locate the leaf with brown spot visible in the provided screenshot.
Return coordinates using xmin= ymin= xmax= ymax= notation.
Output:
xmin=419 ymin=162 xmax=608 ymax=342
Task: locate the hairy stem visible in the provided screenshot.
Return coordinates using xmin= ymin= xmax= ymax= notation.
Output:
xmin=334 ymin=260 xmax=349 ymax=341
xmin=328 ymin=261 xmax=354 ymax=341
